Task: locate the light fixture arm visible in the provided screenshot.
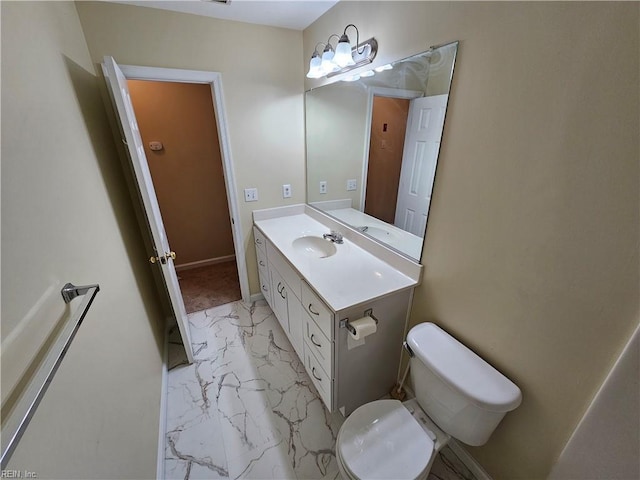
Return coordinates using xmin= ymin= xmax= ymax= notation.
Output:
xmin=313 ymin=42 xmax=327 ymax=55
xmin=326 ymin=33 xmax=340 ymax=48
xmin=343 ymin=24 xmax=364 ymax=54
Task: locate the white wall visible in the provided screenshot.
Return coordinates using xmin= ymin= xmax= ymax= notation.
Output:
xmin=305 ymin=2 xmax=639 ymax=478
xmin=1 ymin=2 xmax=165 ymax=477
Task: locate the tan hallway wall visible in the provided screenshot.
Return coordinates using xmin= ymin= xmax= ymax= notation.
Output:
xmin=1 ymin=2 xmax=165 ymax=478
xmin=305 ymin=2 xmax=639 ymax=479
xmin=128 ymin=80 xmax=234 ymax=267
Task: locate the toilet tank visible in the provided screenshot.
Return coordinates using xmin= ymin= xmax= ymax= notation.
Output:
xmin=406 ymin=323 xmax=522 ymax=446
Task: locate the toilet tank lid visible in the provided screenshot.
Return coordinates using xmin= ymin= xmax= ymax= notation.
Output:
xmin=407 ymin=323 xmax=522 ymax=412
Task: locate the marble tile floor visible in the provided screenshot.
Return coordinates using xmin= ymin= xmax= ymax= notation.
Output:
xmin=164 ymin=300 xmax=479 ymax=480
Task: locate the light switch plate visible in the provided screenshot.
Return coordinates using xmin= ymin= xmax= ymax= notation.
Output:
xmin=347 ymin=179 xmax=357 ymax=191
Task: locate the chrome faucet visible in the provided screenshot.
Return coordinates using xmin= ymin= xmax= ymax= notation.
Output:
xmin=323 ymin=230 xmax=344 ymax=244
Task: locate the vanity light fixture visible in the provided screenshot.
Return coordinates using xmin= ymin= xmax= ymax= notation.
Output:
xmin=306 ymin=24 xmax=378 ymax=79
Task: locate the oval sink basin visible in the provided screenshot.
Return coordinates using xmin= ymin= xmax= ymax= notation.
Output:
xmin=292 ymin=236 xmax=337 ymax=258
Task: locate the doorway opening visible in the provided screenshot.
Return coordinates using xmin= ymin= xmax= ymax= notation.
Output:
xmin=127 ymin=79 xmax=241 ymax=313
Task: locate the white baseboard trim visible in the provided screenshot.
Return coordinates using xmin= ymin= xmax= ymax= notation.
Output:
xmin=175 ymin=254 xmax=235 ymax=272
xmin=249 ymin=292 xmax=265 ymax=303
xmin=448 ymin=439 xmax=493 ymax=480
xmin=156 ymin=321 xmax=170 ymax=480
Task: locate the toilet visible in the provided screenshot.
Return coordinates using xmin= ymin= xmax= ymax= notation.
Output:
xmin=335 ymin=322 xmax=522 ymax=480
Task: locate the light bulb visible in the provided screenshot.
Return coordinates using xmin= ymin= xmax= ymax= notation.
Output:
xmin=334 ymin=34 xmax=355 ymax=68
xmin=320 ymin=47 xmax=339 ymax=75
xmin=374 ymin=64 xmax=393 ymax=72
xmin=306 ymin=53 xmax=323 ymax=79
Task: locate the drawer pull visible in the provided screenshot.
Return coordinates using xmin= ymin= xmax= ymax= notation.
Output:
xmin=310 ymin=334 xmax=322 ymax=348
xmin=308 ymin=304 xmax=320 ymax=316
xmin=311 ymin=367 xmax=322 ymax=381
xmin=261 ymin=284 xmax=268 ymax=292
xmin=256 ymin=238 xmax=263 ymax=245
xmin=259 ymin=260 xmax=266 ymax=267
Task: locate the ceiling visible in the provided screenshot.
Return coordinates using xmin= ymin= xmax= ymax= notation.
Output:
xmin=106 ymin=0 xmax=339 ymax=30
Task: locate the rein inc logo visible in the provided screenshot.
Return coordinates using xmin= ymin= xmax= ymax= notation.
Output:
xmin=1 ymin=471 xmax=37 ymax=478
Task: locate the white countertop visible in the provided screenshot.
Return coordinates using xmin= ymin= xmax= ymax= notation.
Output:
xmin=325 ymin=208 xmax=424 ymax=261
xmin=254 ymin=210 xmax=418 ymax=312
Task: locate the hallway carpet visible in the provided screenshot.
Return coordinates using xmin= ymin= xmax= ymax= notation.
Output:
xmin=177 ymin=260 xmax=241 ymax=313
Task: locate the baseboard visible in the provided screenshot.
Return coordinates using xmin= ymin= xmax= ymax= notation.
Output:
xmin=249 ymin=292 xmax=265 ymax=303
xmin=448 ymin=439 xmax=493 ymax=480
xmin=175 ymin=254 xmax=235 ymax=272
xmin=156 ymin=322 xmax=170 ymax=480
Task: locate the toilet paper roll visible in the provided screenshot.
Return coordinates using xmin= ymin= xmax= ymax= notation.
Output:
xmin=348 ymin=316 xmax=377 ymax=340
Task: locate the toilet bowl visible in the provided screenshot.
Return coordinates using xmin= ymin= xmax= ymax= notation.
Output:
xmin=335 ymin=322 xmax=522 ymax=480
xmin=335 ymin=398 xmax=449 ymax=480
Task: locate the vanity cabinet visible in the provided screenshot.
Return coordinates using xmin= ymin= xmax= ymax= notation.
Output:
xmin=252 ymin=222 xmax=415 ymax=415
xmin=254 ymin=226 xmax=334 ymax=408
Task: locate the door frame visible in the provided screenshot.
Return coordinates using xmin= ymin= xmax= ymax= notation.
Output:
xmin=360 ymin=87 xmax=424 ymax=212
xmin=119 ymin=64 xmax=250 ymax=303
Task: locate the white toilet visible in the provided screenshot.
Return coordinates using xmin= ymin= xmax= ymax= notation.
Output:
xmin=335 ymin=322 xmax=522 ymax=480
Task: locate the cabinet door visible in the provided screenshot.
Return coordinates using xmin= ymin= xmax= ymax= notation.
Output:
xmin=287 ymin=299 xmax=304 ymax=359
xmin=270 ymin=267 xmax=289 ymax=332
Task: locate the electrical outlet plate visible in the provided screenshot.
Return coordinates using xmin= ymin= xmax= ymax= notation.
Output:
xmin=282 ymin=184 xmax=292 ymax=198
xmin=244 ymin=188 xmax=258 ymax=202
xmin=347 ymin=179 xmax=357 ymax=191
xmin=319 ymin=181 xmax=327 ymax=194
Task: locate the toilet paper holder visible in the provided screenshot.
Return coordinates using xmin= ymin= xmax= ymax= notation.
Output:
xmin=340 ymin=309 xmax=379 ymax=335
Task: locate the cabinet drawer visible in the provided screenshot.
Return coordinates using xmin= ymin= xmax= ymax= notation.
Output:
xmin=301 ymin=282 xmax=332 ymax=339
xmin=256 ymin=247 xmax=269 ymax=274
xmin=304 ymin=316 xmax=332 ymax=376
xmin=267 ymin=242 xmax=301 ymax=301
xmin=304 ymin=343 xmax=332 ymax=410
xmin=253 ymin=226 xmax=267 ymax=255
xmin=258 ymin=266 xmax=272 ymax=307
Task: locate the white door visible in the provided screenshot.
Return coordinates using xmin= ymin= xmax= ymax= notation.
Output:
xmin=394 ymin=94 xmax=448 ymax=237
xmin=102 ymin=56 xmax=194 ymax=363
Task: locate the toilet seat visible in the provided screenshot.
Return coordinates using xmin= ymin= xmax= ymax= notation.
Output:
xmin=336 ymin=399 xmax=434 ymax=480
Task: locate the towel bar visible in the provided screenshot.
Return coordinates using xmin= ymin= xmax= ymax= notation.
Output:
xmin=1 ymin=282 xmax=100 ymax=468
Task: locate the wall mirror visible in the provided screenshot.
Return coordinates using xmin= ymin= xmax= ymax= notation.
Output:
xmin=305 ymin=41 xmax=458 ymax=262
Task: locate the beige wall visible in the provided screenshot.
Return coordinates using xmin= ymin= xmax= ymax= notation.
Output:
xmin=306 ymin=82 xmax=369 ymax=207
xmin=306 ymin=2 xmax=639 ymax=479
xmin=128 ymin=80 xmax=234 ymax=266
xmin=75 ymin=1 xmax=305 ymax=295
xmin=1 ymin=2 xmax=165 ymax=478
